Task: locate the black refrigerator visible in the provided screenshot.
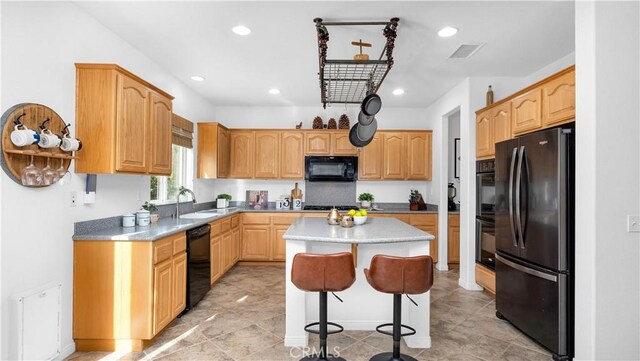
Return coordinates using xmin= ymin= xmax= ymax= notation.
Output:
xmin=494 ymin=127 xmax=574 ymax=361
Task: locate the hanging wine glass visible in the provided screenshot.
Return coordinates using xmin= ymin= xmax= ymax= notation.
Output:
xmin=57 ymin=158 xmax=70 ymax=186
xmin=42 ymin=157 xmax=59 ymax=185
xmin=20 ymin=155 xmax=43 ymax=186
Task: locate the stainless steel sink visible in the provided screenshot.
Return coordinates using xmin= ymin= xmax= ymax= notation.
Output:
xmin=198 ymin=207 xmax=237 ymax=213
xmin=179 ymin=213 xmax=218 ymax=220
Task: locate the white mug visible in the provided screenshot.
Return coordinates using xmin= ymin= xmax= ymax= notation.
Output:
xmin=60 ymin=137 xmax=82 ymax=152
xmin=38 ymin=129 xmax=61 ymax=148
xmin=10 ymin=125 xmax=40 ymax=147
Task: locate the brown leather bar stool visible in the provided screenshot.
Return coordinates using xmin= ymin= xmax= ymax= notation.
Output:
xmin=364 ymin=255 xmax=434 ymax=361
xmin=292 ymin=252 xmax=356 ymax=361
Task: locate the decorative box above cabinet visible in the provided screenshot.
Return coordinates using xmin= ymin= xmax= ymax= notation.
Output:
xmin=75 ymin=64 xmax=174 ymax=175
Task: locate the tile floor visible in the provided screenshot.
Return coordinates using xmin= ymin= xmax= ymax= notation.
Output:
xmin=67 ymin=266 xmax=552 ymax=361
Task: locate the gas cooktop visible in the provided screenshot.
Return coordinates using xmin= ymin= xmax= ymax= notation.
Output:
xmin=303 ymin=205 xmax=360 ymax=211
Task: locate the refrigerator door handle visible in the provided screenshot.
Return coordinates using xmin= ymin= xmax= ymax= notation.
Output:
xmin=496 ymin=254 xmax=558 ymax=282
xmin=509 ymin=147 xmax=518 ymax=247
xmin=515 ymin=146 xmax=525 ymax=249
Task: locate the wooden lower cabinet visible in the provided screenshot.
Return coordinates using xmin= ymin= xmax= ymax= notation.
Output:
xmin=232 ymin=229 xmax=240 ymax=263
xmin=369 ymin=213 xmax=438 ymax=263
xmin=210 ymin=216 xmax=240 ymax=284
xmin=210 ymin=235 xmax=222 ymax=284
xmin=241 ymin=226 xmax=271 ymax=260
xmin=476 ymin=264 xmax=496 ymax=295
xmin=240 ymin=213 xmax=300 ymax=262
xmin=272 ymin=225 xmax=289 ymax=261
xmin=73 ymin=233 xmax=187 ymax=351
xmin=448 ymin=214 xmax=460 ymax=264
xmin=222 ymin=233 xmax=233 ymax=271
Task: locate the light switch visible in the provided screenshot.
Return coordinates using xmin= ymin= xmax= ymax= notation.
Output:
xmin=627 ymin=215 xmax=640 ymax=233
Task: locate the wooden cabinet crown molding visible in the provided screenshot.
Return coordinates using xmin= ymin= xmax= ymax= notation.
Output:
xmin=75 ymin=63 xmax=174 ymax=100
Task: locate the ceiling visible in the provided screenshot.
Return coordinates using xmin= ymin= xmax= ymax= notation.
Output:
xmin=75 ymin=1 xmax=575 ymax=108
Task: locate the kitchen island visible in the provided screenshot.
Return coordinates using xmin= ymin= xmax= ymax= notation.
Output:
xmin=283 ymin=217 xmax=435 ymax=349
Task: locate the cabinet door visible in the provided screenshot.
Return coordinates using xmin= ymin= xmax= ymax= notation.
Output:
xmin=218 ymin=127 xmax=230 ymax=178
xmin=358 ymin=135 xmax=382 ymax=179
xmin=232 ymin=229 xmax=240 ymax=264
xmin=229 ymin=131 xmax=254 ymax=178
xmin=331 ymin=133 xmax=357 ymax=155
xmin=492 ymin=102 xmax=512 ymax=147
xmin=222 ymin=233 xmax=232 ymax=272
xmin=254 ymin=131 xmax=279 ymax=179
xmin=406 ymin=132 xmax=432 ymax=180
xmin=382 ymin=132 xmax=406 ymax=179
xmin=542 ymin=70 xmax=575 ymax=126
xmin=116 ymin=75 xmax=149 ymax=172
xmin=152 ymin=259 xmax=173 ymax=335
xmin=241 ymin=226 xmax=271 ymax=261
xmin=423 ymin=225 xmax=439 ymax=264
xmin=148 ymin=93 xmax=172 ymax=175
xmin=172 ymin=253 xmax=187 ymax=317
xmin=476 ymin=110 xmax=493 ymax=159
xmin=210 ymin=236 xmax=222 ymax=284
xmin=305 ymin=132 xmax=331 ymax=155
xmin=280 ymin=132 xmax=304 ymax=179
xmin=512 ymin=88 xmax=542 ymax=135
xmin=272 ymin=225 xmax=289 ymax=261
xmin=447 ymin=215 xmax=460 ymax=264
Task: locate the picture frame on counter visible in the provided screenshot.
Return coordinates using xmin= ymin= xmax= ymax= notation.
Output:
xmin=246 ymin=190 xmax=268 ymax=209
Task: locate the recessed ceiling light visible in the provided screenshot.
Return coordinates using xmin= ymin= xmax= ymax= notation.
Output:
xmin=268 ymin=88 xmax=280 ymax=95
xmin=232 ymin=25 xmax=251 ymax=36
xmin=438 ymin=26 xmax=458 ymax=38
xmin=392 ymin=88 xmax=405 ymax=96
xmin=191 ymin=75 xmax=205 ymax=82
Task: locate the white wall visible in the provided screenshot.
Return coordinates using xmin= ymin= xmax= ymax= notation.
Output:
xmin=447 ymin=111 xmax=460 ymax=204
xmin=213 ymin=106 xmax=438 ymax=204
xmin=574 ymin=2 xmax=640 ymax=360
xmin=0 ymin=2 xmax=216 ymax=358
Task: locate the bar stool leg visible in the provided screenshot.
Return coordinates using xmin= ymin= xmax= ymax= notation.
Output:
xmin=301 ymin=292 xmax=346 ymax=361
xmin=370 ymin=294 xmax=417 ymax=361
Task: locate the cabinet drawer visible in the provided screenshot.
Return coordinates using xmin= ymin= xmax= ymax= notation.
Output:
xmin=409 ymin=214 xmax=437 ymax=226
xmin=153 ymin=238 xmax=173 ymax=264
xmin=231 ymin=215 xmax=240 ymax=229
xmin=210 ymin=221 xmax=222 ymax=235
xmin=173 ymin=234 xmax=186 ymax=255
xmin=272 ymin=214 xmax=301 ymax=225
xmin=221 ymin=219 xmax=232 ymax=233
xmin=242 ymin=214 xmax=271 ymax=225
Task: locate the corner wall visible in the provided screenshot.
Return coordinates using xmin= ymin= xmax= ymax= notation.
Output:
xmin=0 ymin=2 xmax=216 ymax=358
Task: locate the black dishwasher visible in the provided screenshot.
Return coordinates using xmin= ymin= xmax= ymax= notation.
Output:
xmin=184 ymin=224 xmax=211 ymax=313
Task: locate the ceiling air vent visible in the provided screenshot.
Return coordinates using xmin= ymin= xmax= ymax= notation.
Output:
xmin=449 ymin=43 xmax=485 ymax=59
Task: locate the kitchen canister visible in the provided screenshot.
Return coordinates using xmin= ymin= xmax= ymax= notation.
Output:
xmin=122 ymin=213 xmax=136 ymax=227
xmin=136 ymin=210 xmax=151 ymax=227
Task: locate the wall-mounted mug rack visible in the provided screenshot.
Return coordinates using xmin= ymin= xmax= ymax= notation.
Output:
xmin=1 ymin=103 xmax=80 ymax=187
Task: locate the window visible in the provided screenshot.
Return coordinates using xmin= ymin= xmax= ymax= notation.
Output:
xmin=150 ymin=144 xmax=194 ymax=203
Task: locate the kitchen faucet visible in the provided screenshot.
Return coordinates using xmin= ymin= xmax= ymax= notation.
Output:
xmin=176 ymin=186 xmax=197 ymax=219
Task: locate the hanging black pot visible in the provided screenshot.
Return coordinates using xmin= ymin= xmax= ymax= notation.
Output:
xmin=357 ymin=111 xmax=375 ymax=126
xmin=349 ymin=123 xmax=374 ymax=147
xmin=361 ymin=92 xmax=382 ymax=116
xmin=356 ymin=117 xmax=378 ymax=141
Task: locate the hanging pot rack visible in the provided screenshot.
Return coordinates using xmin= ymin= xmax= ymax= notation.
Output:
xmin=314 ymin=17 xmax=399 ymax=108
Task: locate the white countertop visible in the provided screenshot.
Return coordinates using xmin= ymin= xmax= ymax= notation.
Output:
xmin=283 ymin=217 xmax=434 ymax=244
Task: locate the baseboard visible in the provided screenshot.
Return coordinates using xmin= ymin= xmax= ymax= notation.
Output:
xmin=284 ymin=334 xmax=309 ymax=347
xmin=54 ymin=342 xmax=75 ymax=361
xmin=436 ymin=263 xmax=449 ymax=271
xmin=404 ymin=335 xmax=432 ymax=349
xmin=237 ymin=261 xmax=285 ymax=266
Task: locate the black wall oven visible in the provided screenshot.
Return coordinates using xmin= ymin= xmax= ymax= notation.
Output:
xmin=476 ymin=159 xmax=496 ymax=269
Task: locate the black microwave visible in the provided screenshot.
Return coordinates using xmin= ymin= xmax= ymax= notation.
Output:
xmin=305 ymin=156 xmax=358 ymax=182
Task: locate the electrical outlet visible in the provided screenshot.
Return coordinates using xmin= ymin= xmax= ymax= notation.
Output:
xmin=70 ymin=191 xmax=77 ymax=207
xmin=627 ymin=215 xmax=640 ymax=233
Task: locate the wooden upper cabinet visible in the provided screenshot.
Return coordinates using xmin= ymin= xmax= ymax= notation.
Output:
xmin=75 ymin=64 xmax=174 ymax=175
xmin=280 ymin=132 xmax=304 ymax=179
xmin=148 ymin=92 xmax=172 ymax=175
xmin=382 ymin=132 xmax=406 ymax=179
xmin=542 ymin=69 xmax=575 ymax=126
xmin=331 ymin=132 xmax=357 ymax=155
xmin=116 ymin=75 xmax=150 ymax=173
xmin=511 ymin=87 xmax=542 ymax=135
xmin=476 ymin=110 xmax=493 ymax=159
xmin=197 ymin=123 xmax=230 ymax=179
xmin=305 ymin=132 xmax=331 ymax=155
xmin=254 ymin=131 xmax=279 ymax=179
xmin=406 ymin=132 xmax=432 ymax=180
xmin=492 ymin=102 xmax=512 ymax=146
xmin=229 ymin=131 xmax=254 ymax=178
xmin=358 ymin=134 xmax=383 ymax=180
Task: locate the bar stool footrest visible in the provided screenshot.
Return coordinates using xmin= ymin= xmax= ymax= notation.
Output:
xmin=304 ymin=321 xmax=344 ymax=335
xmin=375 ymin=323 xmax=417 ymax=337
xmin=369 ymin=351 xmax=418 ymax=361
